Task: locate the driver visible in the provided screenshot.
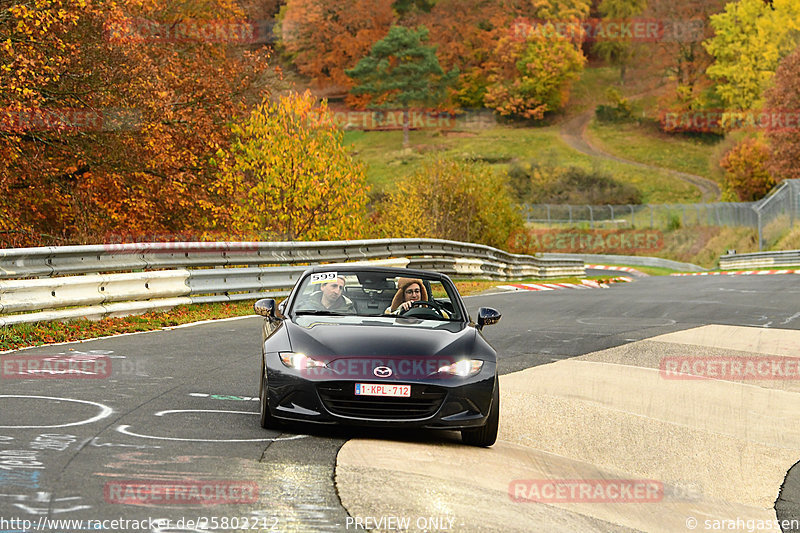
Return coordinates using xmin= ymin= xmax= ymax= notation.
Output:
xmin=386 ymin=278 xmax=428 ymax=315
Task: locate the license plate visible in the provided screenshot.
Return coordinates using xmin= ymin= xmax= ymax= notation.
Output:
xmin=354 ymin=383 xmax=411 ymax=397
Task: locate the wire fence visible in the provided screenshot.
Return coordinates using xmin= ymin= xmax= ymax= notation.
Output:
xmin=521 ymin=180 xmax=800 ymax=250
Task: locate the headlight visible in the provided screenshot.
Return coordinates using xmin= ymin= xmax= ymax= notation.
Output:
xmin=279 ymin=352 xmax=326 ymax=370
xmin=437 ymin=360 xmax=484 ymax=377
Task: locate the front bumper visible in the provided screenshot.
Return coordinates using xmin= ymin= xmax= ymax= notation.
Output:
xmin=264 ymin=355 xmax=496 ymax=429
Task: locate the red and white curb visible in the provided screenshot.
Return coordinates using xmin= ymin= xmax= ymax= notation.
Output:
xmin=497 ymin=278 xmax=631 ymax=292
xmin=585 ymin=264 xmax=645 ymax=275
xmin=672 ymin=269 xmax=800 ymax=276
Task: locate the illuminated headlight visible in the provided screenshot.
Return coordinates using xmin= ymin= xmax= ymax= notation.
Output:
xmin=279 ymin=352 xmax=326 ymax=370
xmin=438 ymin=360 xmax=484 ymax=377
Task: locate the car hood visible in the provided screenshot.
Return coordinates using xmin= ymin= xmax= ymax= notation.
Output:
xmin=286 ymin=316 xmax=475 ymax=357
xmin=282 ymin=316 xmax=481 ymax=380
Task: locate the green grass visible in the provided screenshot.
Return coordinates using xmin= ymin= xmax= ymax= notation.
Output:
xmin=586 ymin=121 xmax=725 ymax=180
xmin=345 ymin=125 xmax=701 ymax=203
xmin=563 ymin=66 xmax=621 ymax=112
xmin=595 ymin=264 xmax=678 ymax=276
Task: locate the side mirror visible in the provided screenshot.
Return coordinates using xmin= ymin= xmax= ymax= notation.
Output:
xmin=477 ymin=307 xmax=501 ymax=330
xmin=254 ymin=298 xmax=277 ymax=319
xmin=278 ymin=299 xmax=287 ymax=314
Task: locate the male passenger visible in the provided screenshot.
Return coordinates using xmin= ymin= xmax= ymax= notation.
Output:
xmin=302 ymin=276 xmax=356 ymax=313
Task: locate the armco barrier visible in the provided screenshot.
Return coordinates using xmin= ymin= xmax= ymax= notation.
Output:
xmin=0 ymin=239 xmax=584 ymax=325
xmin=718 ymin=250 xmax=800 ymax=270
xmin=541 ymin=253 xmax=706 ymax=272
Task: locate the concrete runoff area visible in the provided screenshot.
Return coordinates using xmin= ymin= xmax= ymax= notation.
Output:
xmin=335 ymin=325 xmax=800 ymax=532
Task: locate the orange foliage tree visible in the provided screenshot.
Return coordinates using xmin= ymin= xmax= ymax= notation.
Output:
xmin=640 ymin=0 xmax=727 ymax=109
xmin=423 ymin=0 xmax=590 ymax=109
xmin=277 ymin=0 xmax=396 ymax=95
xmin=0 ymin=0 xmax=273 ymax=247
xmin=765 ymin=44 xmax=800 ymax=180
xmin=720 ymin=137 xmax=776 ymax=201
xmin=484 ymin=31 xmax=585 ymax=119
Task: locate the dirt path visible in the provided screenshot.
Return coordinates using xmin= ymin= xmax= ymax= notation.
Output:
xmin=559 ymin=109 xmax=721 ymax=202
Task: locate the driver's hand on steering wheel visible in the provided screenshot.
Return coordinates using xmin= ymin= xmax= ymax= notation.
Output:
xmin=398 ymin=301 xmax=414 ymax=312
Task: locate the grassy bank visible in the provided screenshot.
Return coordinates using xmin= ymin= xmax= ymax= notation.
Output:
xmin=345 ymin=125 xmax=700 ymax=203
xmin=586 ymin=121 xmax=724 ymax=180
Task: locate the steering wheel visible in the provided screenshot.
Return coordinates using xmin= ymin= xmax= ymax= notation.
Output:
xmin=400 ymin=300 xmax=446 ymax=318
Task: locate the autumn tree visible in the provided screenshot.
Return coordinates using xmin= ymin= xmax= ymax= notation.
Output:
xmin=719 ymin=137 xmax=776 ymax=201
xmin=393 ymin=0 xmax=437 ymax=18
xmin=277 ymin=0 xmax=396 ymax=95
xmin=592 ymin=0 xmax=646 ymax=83
xmin=0 ymin=0 xmax=273 ymax=246
xmin=484 ymin=31 xmax=585 ymax=119
xmin=346 ymin=25 xmax=457 ymax=147
xmin=422 ymin=0 xmax=591 ymax=109
xmin=213 ymin=91 xmax=369 ymax=241
xmin=374 ymin=157 xmax=523 ymax=248
xmin=765 ymin=44 xmax=800 ymax=179
xmin=704 ymin=0 xmax=800 ymax=113
xmin=637 ymin=0 xmax=726 ymax=110
xmin=420 ymin=0 xmax=499 ymax=108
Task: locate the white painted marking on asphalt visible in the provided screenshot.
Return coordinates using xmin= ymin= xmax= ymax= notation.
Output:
xmin=114 ymin=424 xmax=307 ymax=443
xmin=163 ymin=315 xmax=259 ymax=330
xmin=0 ymin=396 xmax=113 ymax=429
xmin=781 ymin=312 xmax=800 ymax=325
xmin=154 ymin=409 xmax=255 ymax=416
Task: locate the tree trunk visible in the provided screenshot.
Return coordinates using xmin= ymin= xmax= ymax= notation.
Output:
xmin=403 ymin=108 xmax=410 ymax=149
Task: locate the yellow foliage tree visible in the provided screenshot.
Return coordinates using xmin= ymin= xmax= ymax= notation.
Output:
xmin=213 ymin=91 xmax=369 ymax=241
xmin=374 ymin=158 xmax=523 ymax=249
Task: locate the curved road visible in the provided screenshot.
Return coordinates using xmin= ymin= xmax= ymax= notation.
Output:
xmin=560 ymin=110 xmax=721 ymax=202
xmin=1 ymin=274 xmax=799 ymax=531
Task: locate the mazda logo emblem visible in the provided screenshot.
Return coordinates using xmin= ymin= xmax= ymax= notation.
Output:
xmin=373 ymin=366 xmax=392 ymax=378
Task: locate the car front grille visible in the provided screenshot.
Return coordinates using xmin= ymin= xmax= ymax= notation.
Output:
xmin=317 ymin=382 xmax=446 ymax=420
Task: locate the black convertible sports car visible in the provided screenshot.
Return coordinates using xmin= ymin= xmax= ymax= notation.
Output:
xmin=254 ymin=266 xmax=502 ymax=446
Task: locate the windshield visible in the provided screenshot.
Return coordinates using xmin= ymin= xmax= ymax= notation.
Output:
xmin=290 ymin=271 xmax=463 ymax=321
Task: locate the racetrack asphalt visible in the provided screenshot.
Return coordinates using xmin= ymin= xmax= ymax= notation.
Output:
xmin=1 ymin=273 xmax=799 ymax=532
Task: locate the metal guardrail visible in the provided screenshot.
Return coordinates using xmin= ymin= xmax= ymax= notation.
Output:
xmin=0 ymin=239 xmax=585 ymax=326
xmin=718 ymin=250 xmax=800 ymax=270
xmin=541 ymin=253 xmax=706 ymax=272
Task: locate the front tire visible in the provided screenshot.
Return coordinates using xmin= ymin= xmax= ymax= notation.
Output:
xmin=461 ymin=379 xmax=499 ymax=447
xmin=259 ymin=363 xmax=275 ymax=429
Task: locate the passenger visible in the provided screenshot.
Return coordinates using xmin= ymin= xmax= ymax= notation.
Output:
xmin=303 ymin=276 xmax=356 ymax=313
xmin=386 ymin=278 xmax=428 ymax=315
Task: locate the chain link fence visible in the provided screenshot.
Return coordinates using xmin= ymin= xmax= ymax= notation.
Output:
xmin=521 ymin=180 xmax=800 ymax=250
